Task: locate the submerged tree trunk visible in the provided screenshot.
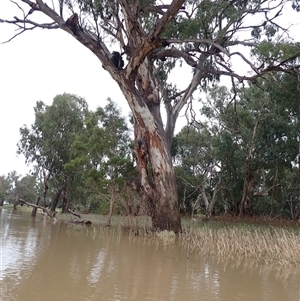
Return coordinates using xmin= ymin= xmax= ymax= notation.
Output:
xmin=31 ymin=196 xmax=41 ymax=217
xmin=106 ymin=188 xmax=115 ymax=227
xmin=68 ymin=208 xmax=92 ymax=225
xmin=50 ymin=187 xmax=63 ymax=214
xmin=13 ymin=195 xmax=19 ymax=210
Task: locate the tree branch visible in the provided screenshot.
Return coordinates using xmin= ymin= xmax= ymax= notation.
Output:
xmin=19 ymin=198 xmax=57 ymax=221
xmin=149 ymin=0 xmax=186 ymax=42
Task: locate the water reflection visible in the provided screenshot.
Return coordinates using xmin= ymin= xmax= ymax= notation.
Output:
xmin=1 ymin=209 xmax=299 ymax=301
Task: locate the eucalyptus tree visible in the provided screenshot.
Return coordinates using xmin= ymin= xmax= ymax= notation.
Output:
xmin=2 ymin=0 xmax=300 ymax=231
xmin=258 ymin=73 xmax=300 ymax=218
xmin=174 ymin=125 xmax=221 ymax=218
xmin=67 ymin=99 xmax=135 ymax=222
xmin=202 ymin=72 xmax=300 ymax=217
xmin=231 ymin=74 xmax=300 ymax=217
xmin=4 ymin=171 xmax=37 ymax=207
xmin=18 ymin=93 xmax=88 ymax=213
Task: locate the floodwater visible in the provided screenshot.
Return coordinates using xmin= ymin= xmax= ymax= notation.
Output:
xmin=1 ymin=209 xmax=299 ymax=301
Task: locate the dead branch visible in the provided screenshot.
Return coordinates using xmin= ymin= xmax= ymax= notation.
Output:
xmin=18 ymin=198 xmax=57 ymax=221
xmin=67 ymin=207 xmax=81 ymax=218
xmin=67 ymin=208 xmax=92 ymax=225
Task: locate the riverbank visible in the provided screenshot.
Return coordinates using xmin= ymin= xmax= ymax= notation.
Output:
xmin=3 ymin=204 xmax=299 ymax=228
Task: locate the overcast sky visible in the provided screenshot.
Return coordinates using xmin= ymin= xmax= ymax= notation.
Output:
xmin=0 ymin=1 xmax=299 ymax=177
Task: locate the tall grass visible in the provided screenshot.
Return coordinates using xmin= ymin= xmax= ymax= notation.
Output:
xmin=179 ymin=224 xmax=300 ymax=271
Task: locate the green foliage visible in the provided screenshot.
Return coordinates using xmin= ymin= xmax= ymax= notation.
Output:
xmin=202 ymin=73 xmax=300 ymax=216
xmin=173 ymin=70 xmax=299 ymax=217
xmin=17 ymin=95 xmax=135 ymax=213
xmin=17 ymin=93 xmax=88 ymax=208
xmin=173 ymin=125 xmax=220 ymax=215
xmin=3 ymin=172 xmax=37 ymax=203
xmin=252 ymin=41 xmax=300 ymax=66
xmin=18 ymin=93 xmax=88 ymax=173
xmin=67 ymin=98 xmax=135 ymax=213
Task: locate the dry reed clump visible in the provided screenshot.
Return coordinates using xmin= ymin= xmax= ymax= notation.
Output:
xmin=156 ymin=230 xmax=176 ymax=245
xmin=179 ymin=225 xmax=300 ymax=269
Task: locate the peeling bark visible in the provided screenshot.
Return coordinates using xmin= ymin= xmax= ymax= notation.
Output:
xmin=133 ymin=116 xmax=181 ymax=233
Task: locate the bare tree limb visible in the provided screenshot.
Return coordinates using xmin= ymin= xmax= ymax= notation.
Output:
xmin=19 ymin=198 xmax=57 ymax=221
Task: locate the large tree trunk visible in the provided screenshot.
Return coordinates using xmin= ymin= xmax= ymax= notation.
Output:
xmin=151 ymin=167 xmax=181 ymax=232
xmin=61 ymin=189 xmax=69 ymax=213
xmin=132 ymin=110 xmax=181 ymax=233
xmin=239 ymin=116 xmax=261 ymax=218
xmin=119 ymin=61 xmax=182 ymax=233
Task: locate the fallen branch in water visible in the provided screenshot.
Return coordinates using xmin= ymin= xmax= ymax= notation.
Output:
xmin=18 ymin=198 xmax=57 ymax=221
xmin=67 ymin=208 xmax=92 ymax=225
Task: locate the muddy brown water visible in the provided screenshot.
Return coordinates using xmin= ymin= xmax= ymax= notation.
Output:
xmin=1 ymin=209 xmax=299 ymax=301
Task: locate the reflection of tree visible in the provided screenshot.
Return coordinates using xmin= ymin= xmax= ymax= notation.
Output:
xmin=87 ymin=250 xmax=106 ymax=285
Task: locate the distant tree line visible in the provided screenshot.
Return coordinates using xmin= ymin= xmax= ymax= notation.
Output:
xmin=173 ymin=73 xmax=300 ymax=220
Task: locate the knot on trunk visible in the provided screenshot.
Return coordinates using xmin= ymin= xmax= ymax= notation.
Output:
xmin=136 ymin=138 xmax=148 ymax=159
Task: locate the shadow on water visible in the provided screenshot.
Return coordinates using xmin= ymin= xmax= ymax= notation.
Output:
xmin=1 ymin=209 xmax=300 ymax=301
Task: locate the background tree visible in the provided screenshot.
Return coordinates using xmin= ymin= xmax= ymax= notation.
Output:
xmin=173 ymin=125 xmax=220 ymax=218
xmin=4 ymin=171 xmax=37 ymax=208
xmin=1 ymin=0 xmax=300 ymax=231
xmin=18 ymin=93 xmax=88 ymax=213
xmin=200 ymin=72 xmax=300 ymax=217
xmin=66 ymin=99 xmax=135 ymax=224
xmin=0 ymin=175 xmax=11 ymax=206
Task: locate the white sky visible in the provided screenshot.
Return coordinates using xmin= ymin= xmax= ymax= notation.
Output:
xmin=0 ymin=1 xmax=299 ymax=177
